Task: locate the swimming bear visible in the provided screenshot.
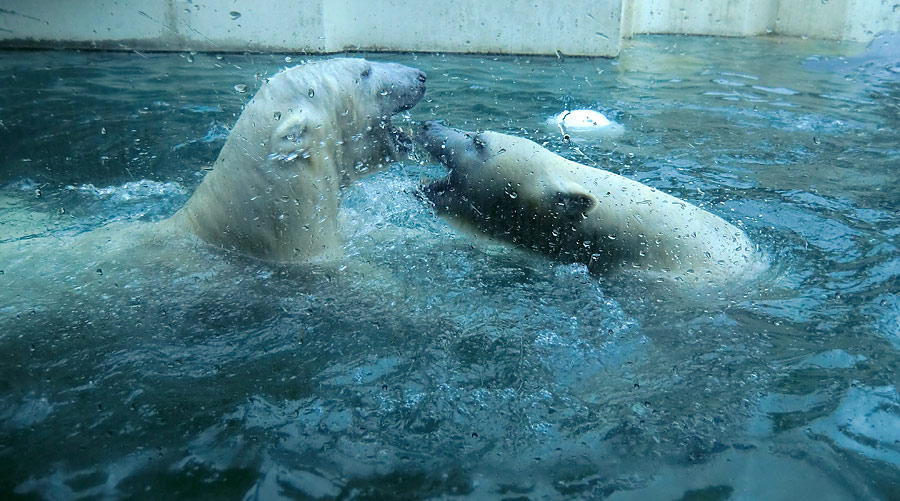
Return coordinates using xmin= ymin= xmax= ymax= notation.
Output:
xmin=419 ymin=121 xmax=764 ymax=285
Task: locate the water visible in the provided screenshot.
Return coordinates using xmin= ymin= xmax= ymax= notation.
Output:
xmin=0 ymin=36 xmax=898 ymax=499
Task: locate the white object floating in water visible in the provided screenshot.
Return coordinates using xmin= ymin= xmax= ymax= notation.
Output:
xmin=547 ymin=109 xmax=623 ymax=138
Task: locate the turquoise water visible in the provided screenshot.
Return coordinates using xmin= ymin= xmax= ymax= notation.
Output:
xmin=1 ymin=35 xmax=898 ymax=499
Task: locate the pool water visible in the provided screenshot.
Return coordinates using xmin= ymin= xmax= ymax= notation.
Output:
xmin=1 ymin=35 xmax=898 ymax=499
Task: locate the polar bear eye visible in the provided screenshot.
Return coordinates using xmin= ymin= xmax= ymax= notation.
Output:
xmin=472 ymin=134 xmax=486 ymax=152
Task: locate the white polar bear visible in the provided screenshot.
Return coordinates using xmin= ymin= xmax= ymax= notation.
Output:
xmin=418 ymin=121 xmax=764 ymax=285
xmin=0 ymin=59 xmax=425 ymax=316
xmin=169 ymin=58 xmax=426 ymax=262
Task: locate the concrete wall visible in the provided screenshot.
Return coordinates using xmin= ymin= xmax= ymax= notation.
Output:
xmin=0 ymin=0 xmax=897 ymax=55
xmin=324 ymin=1 xmax=622 ymax=56
xmin=627 ymin=0 xmax=900 ymax=42
xmin=0 ymin=0 xmax=623 ymax=56
xmin=772 ymin=0 xmax=900 ymax=42
xmin=626 ymin=0 xmax=777 ymax=38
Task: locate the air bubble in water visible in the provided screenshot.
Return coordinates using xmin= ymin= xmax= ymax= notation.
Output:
xmin=285 ymin=56 xmax=293 ymax=63
xmin=273 ymin=111 xmax=282 ymax=121
xmin=234 ymin=84 xmax=248 ymax=93
xmin=229 ymin=11 xmax=241 ymax=20
xmin=308 ymin=88 xmax=315 ymax=98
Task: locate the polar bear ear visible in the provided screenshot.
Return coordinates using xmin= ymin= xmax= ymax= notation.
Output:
xmin=270 ymin=113 xmax=315 ymax=162
xmin=550 ymin=181 xmax=597 ymax=218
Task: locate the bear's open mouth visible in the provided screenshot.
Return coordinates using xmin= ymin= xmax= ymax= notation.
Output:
xmin=388 ymin=122 xmax=414 ymax=157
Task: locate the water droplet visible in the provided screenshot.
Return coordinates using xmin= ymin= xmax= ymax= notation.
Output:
xmin=100 ymin=127 xmax=107 ymax=135
xmin=96 ymin=268 xmax=103 ymax=276
xmin=186 ymin=53 xmax=194 ymax=63
xmin=284 ymin=55 xmax=293 ymax=63
xmin=229 ymin=11 xmax=241 ymax=20
xmin=813 ymin=137 xmax=821 ymax=145
xmin=308 ymin=87 xmax=315 ymax=98
xmin=508 ymin=191 xmax=518 ymax=199
xmin=34 ymin=189 xmax=41 ymax=198
xmin=273 ymin=111 xmax=282 ymax=121
xmin=234 ymin=84 xmax=248 ymax=93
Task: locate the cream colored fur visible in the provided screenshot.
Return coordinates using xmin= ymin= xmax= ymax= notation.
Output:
xmin=170 ymin=58 xmax=425 ymax=262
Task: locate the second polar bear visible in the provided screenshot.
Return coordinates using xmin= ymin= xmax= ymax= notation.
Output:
xmin=419 ymin=121 xmax=763 ymax=285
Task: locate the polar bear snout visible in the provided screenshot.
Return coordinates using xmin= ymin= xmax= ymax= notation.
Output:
xmin=419 ymin=121 xmax=455 ymax=162
xmin=374 ymin=63 xmax=426 ymax=114
xmin=419 ymin=121 xmax=486 ymax=168
xmin=394 ymin=68 xmax=427 ymax=112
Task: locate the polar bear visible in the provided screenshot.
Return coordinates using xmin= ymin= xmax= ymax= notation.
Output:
xmin=169 ymin=58 xmax=426 ymax=262
xmin=418 ymin=121 xmax=763 ymax=284
xmin=0 ymin=59 xmax=426 ymax=317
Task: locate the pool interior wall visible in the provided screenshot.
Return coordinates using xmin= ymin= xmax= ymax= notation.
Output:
xmin=1 ymin=0 xmax=898 ymax=56
xmin=1 ymin=35 xmax=899 ymax=498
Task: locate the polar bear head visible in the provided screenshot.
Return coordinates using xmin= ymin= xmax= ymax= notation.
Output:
xmin=419 ymin=121 xmax=596 ymax=225
xmin=262 ymin=58 xmax=427 ymax=174
xmin=175 ymin=58 xmax=426 ymax=262
xmin=228 ymin=58 xmax=427 ymax=184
